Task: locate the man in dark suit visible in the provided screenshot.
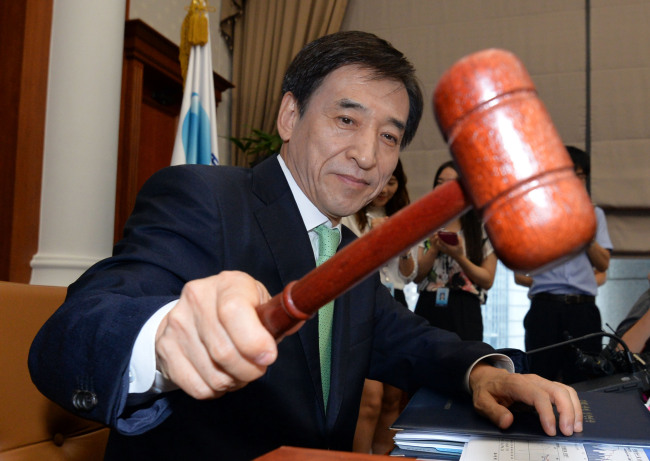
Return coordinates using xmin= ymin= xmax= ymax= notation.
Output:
xmin=29 ymin=31 xmax=582 ymax=460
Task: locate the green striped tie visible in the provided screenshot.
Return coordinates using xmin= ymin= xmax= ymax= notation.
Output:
xmin=314 ymin=224 xmax=340 ymax=411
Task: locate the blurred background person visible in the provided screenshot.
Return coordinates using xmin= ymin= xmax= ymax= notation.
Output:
xmin=342 ymin=159 xmax=418 ymax=455
xmin=614 ymin=272 xmax=650 ymax=355
xmin=342 ymin=159 xmax=417 ymax=307
xmin=515 ymin=146 xmax=613 ymax=384
xmin=413 ymin=160 xmax=497 ymax=341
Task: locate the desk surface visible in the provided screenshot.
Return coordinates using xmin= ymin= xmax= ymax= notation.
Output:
xmin=254 ymin=446 xmax=414 ymax=460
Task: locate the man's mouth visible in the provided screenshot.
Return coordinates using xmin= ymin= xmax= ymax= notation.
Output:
xmin=337 ymin=173 xmax=370 ymax=187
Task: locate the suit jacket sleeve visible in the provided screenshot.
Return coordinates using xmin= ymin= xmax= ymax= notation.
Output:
xmin=365 ymin=274 xmax=496 ymax=396
xmin=29 ymin=164 xmax=255 ymax=434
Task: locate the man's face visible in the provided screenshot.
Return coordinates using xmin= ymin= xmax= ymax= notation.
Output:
xmin=278 ymin=65 xmax=409 ymax=225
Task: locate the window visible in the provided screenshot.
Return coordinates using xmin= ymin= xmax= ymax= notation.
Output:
xmin=482 ymin=261 xmax=529 ymax=350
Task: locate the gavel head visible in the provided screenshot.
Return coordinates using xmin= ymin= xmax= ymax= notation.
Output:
xmin=433 ymin=49 xmax=596 ymax=272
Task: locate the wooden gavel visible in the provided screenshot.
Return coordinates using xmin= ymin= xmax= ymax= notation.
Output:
xmin=257 ymin=49 xmax=597 ymax=339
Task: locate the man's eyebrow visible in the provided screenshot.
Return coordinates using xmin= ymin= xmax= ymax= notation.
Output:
xmin=389 ymin=117 xmax=406 ymax=133
xmin=337 ymin=98 xmax=365 ymax=111
xmin=336 ymin=98 xmax=406 ymax=132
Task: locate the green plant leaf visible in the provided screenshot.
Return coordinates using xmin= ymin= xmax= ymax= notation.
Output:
xmin=230 ymin=128 xmax=283 ymax=167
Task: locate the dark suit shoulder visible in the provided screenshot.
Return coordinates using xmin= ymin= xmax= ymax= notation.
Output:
xmin=142 ymin=157 xmax=288 ymax=206
xmin=144 ymin=164 xmax=252 ymax=193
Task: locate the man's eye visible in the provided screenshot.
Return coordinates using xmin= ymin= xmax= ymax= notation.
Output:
xmin=382 ymin=133 xmax=398 ymax=144
xmin=339 ymin=117 xmax=353 ymax=125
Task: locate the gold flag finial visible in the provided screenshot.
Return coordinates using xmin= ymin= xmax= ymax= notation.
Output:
xmin=179 ymin=0 xmax=214 ymax=84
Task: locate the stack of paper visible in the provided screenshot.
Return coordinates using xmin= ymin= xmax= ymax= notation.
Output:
xmin=460 ymin=438 xmax=650 ymax=461
xmin=390 ymin=387 xmax=650 ymax=459
xmin=392 ymin=433 xmax=464 ymax=459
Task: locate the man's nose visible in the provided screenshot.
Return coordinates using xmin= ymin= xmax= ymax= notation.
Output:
xmin=348 ymin=128 xmax=377 ymax=170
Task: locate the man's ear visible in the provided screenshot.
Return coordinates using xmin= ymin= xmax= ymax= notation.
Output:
xmin=277 ymin=92 xmax=298 ymax=142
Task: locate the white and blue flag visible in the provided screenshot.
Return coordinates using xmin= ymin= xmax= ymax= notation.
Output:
xmin=171 ymin=14 xmax=219 ymax=166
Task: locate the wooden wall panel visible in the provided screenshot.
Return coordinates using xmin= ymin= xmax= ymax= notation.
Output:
xmin=0 ymin=0 xmax=53 ymax=282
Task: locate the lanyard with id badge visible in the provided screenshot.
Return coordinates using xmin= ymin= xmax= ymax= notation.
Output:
xmin=436 ymin=287 xmax=449 ymax=306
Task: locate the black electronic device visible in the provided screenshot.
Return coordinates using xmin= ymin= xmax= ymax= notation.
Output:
xmin=527 ymin=331 xmax=650 ymax=394
xmin=437 ymin=231 xmax=459 ymax=246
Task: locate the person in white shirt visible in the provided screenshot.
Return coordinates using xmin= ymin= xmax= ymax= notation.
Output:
xmin=414 ymin=160 xmax=498 ymax=341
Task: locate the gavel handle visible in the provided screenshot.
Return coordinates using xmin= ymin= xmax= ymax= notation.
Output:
xmin=256 ymin=179 xmax=471 ymax=339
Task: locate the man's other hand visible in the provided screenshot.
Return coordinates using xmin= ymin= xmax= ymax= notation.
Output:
xmin=469 ymin=364 xmax=583 ymax=437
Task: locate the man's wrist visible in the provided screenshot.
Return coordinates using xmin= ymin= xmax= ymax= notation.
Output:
xmin=464 ymin=353 xmax=515 ymax=393
xmin=128 ymin=300 xmax=178 ymax=394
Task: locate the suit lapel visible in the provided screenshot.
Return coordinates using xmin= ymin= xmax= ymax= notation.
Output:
xmin=251 ymin=157 xmax=325 ymax=416
xmin=251 ymin=156 xmax=314 ymax=289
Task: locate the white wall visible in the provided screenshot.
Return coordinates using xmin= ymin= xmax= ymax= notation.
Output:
xmin=31 ymin=1 xmax=126 ymax=286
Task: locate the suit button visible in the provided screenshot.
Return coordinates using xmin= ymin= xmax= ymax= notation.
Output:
xmin=72 ymin=390 xmax=97 ymax=411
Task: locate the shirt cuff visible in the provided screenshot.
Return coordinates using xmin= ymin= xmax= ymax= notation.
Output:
xmin=463 ymin=353 xmax=515 ymax=393
xmin=128 ymin=300 xmax=178 ymax=394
